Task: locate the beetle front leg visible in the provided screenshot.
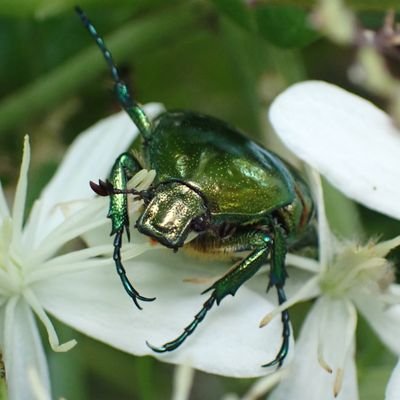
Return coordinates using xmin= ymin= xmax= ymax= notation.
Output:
xmin=101 ymin=152 xmax=155 ymax=308
xmin=146 ymin=230 xmax=271 ymax=353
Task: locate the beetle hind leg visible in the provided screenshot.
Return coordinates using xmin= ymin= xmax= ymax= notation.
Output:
xmin=146 ymin=296 xmax=216 ymax=352
xmin=146 ymin=231 xmax=270 ymax=353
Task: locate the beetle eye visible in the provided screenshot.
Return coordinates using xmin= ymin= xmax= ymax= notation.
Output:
xmin=139 ymin=188 xmax=153 ymax=205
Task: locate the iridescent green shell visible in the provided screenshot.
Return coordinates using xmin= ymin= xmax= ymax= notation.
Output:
xmin=145 ymin=112 xmax=296 ymax=221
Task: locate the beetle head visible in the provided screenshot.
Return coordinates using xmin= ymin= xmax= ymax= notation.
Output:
xmin=136 ymin=181 xmax=209 ymax=249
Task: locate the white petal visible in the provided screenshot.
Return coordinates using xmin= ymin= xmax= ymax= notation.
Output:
xmin=269 ymin=81 xmax=400 ymax=220
xmin=2 ymin=297 xmax=51 ymax=400
xmin=27 ymin=104 xmax=164 ymax=244
xmin=385 ymin=359 xmax=400 ymax=400
xmin=0 ymin=182 xmax=10 ymax=222
xmin=269 ymin=298 xmax=358 ymax=400
xmin=29 ymin=197 xmax=106 ymax=260
xmin=355 ymin=292 xmax=400 ymax=354
xmin=36 ymin=249 xmax=290 ymax=377
xmin=11 ymin=136 xmax=30 ymax=245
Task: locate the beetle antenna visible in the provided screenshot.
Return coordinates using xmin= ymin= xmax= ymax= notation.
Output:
xmin=75 ymin=6 xmax=152 ymax=140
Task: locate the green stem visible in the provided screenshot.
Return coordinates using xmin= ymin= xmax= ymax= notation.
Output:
xmin=220 ymin=17 xmax=264 ymax=140
xmin=322 ymin=178 xmax=364 ymax=239
xmin=134 ymin=357 xmax=157 ymax=400
xmin=268 ymin=45 xmax=306 ymax=85
xmin=0 ymin=5 xmax=197 ymax=136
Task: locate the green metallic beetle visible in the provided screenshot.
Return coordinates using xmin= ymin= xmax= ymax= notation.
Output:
xmin=77 ymin=7 xmax=315 ymax=367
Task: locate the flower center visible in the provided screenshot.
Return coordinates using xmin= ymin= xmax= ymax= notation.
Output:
xmin=319 ymin=241 xmax=395 ymax=298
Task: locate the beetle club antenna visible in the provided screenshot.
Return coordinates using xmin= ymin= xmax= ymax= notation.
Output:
xmin=75 ymin=6 xmax=152 ymax=140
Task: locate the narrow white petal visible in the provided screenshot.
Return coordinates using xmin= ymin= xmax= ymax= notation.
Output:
xmin=285 ymin=253 xmax=320 ymax=273
xmin=259 ymin=276 xmax=320 ymax=328
xmin=36 ymin=249 xmax=290 ymax=377
xmin=11 ymin=136 xmax=30 ymax=245
xmin=316 ymin=297 xmax=357 ymax=394
xmin=385 ymin=359 xmax=400 ymax=400
xmin=269 ymin=81 xmax=400 ymax=220
xmin=0 ymin=182 xmax=10 ymax=222
xmin=374 ymin=236 xmax=400 ymax=258
xmin=269 ymin=298 xmax=358 ymax=400
xmin=21 ymin=199 xmax=43 ymax=251
xmin=355 ymin=292 xmax=400 ymax=354
xmin=2 ymin=297 xmax=51 ymax=400
xmin=23 ymin=289 xmax=76 ymax=352
xmin=29 ymin=255 xmax=113 ymax=284
xmin=28 ymin=104 xmax=164 ymax=243
xmin=305 ymin=167 xmax=335 ymax=267
xmin=30 ymin=197 xmax=106 ymax=260
xmin=241 ymin=369 xmax=287 ymax=400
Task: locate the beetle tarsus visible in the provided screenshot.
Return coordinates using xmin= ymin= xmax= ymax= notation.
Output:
xmin=262 ymin=286 xmax=290 ymax=368
xmin=113 ymin=230 xmax=156 ymax=310
xmin=147 ymin=296 xmax=216 ymax=353
xmin=91 ymin=179 xmax=144 ymax=200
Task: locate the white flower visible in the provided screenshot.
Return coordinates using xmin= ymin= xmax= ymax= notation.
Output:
xmin=264 ymin=81 xmax=400 ymax=399
xmin=0 ymin=104 xmax=162 ymax=400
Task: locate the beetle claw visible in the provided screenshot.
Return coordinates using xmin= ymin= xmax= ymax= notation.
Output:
xmin=136 ymin=294 xmax=156 ymax=302
xmin=128 ymin=286 xmax=156 ymax=309
xmin=145 ymin=340 xmax=167 ymax=353
xmin=90 ymin=179 xmax=114 ymax=196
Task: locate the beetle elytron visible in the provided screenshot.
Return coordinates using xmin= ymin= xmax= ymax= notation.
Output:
xmin=76 ymin=7 xmax=315 ymax=367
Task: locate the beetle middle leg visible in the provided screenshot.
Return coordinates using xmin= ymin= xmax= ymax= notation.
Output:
xmin=92 ymin=152 xmax=155 ymax=309
xmin=263 ymin=223 xmax=290 ymax=368
xmin=147 ymin=227 xmax=291 ymax=366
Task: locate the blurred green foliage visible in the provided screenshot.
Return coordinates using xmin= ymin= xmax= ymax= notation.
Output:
xmin=1 ymin=1 xmax=400 ymax=399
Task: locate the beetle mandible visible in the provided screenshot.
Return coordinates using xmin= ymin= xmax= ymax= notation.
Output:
xmin=76 ymin=7 xmax=315 ymax=367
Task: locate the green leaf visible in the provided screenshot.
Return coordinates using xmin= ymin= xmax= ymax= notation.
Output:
xmin=212 ymin=0 xmax=256 ymax=31
xmin=254 ymin=5 xmax=318 ymax=48
xmin=246 ymin=0 xmax=400 ymax=9
xmin=212 ymin=1 xmax=318 ymax=48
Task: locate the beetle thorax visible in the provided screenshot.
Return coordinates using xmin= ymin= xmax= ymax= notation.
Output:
xmin=136 ymin=181 xmax=208 ymax=249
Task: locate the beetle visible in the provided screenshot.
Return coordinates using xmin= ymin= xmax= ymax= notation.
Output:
xmin=76 ymin=7 xmax=315 ymax=367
